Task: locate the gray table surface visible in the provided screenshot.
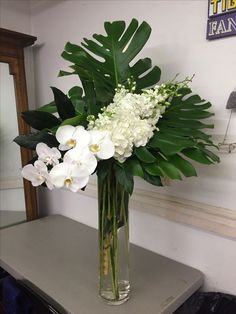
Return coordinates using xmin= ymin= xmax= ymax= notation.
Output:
xmin=0 ymin=215 xmax=203 ymax=314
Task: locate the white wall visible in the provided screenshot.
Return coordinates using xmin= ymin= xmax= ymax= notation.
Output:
xmin=0 ymin=0 xmax=36 ymax=109
xmin=4 ymin=0 xmax=236 ymax=294
xmin=0 ymin=0 xmax=31 ymax=33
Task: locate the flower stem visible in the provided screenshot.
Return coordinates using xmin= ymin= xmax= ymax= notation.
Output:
xmin=98 ymin=166 xmax=130 ymax=303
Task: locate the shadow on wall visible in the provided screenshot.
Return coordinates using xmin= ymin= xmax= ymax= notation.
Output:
xmin=30 ymin=0 xmax=66 ymax=15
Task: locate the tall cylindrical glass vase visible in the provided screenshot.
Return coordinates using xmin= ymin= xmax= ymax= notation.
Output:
xmin=98 ymin=168 xmax=130 ymax=305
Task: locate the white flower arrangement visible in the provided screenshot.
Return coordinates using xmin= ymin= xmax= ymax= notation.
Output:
xmin=15 ymin=18 xmax=219 ymax=196
xmin=14 ymin=19 xmax=220 ymax=305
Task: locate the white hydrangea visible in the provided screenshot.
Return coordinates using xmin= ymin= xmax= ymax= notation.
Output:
xmin=89 ymin=85 xmax=169 ymax=163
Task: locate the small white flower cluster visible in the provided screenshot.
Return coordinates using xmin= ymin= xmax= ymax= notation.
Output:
xmin=88 ymin=85 xmax=169 ymax=163
xmin=21 ymin=126 xmax=115 ymax=192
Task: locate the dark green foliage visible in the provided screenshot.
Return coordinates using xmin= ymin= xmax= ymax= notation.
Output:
xmin=166 ymin=155 xmax=197 ymax=177
xmin=114 ymin=163 xmax=134 ymax=195
xmin=68 ymin=86 xmax=86 ymax=115
xmin=14 ymin=131 xmax=59 ymax=150
xmin=37 ymin=101 xmax=57 ymax=113
xmin=51 ymin=87 xmax=75 ymax=120
xmin=142 ymin=171 xmax=162 ymax=186
xmin=125 ymin=157 xmax=144 ymax=178
xmin=60 ymin=19 xmax=161 ymax=115
xmin=96 ymin=160 xmax=112 ymax=182
xmin=21 ymin=110 xmax=60 ymax=130
xmin=135 ymin=147 xmax=156 ymax=163
xmin=140 ymin=87 xmax=220 ymax=182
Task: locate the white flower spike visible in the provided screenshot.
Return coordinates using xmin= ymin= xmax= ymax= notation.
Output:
xmin=88 ymin=130 xmax=115 ymax=160
xmin=36 ymin=143 xmax=61 ymax=166
xmin=64 ymin=147 xmax=97 ymax=176
xmin=56 ymin=125 xmax=91 ymax=151
xmin=50 ymin=162 xmax=89 ymax=192
xmin=21 ymin=160 xmax=53 ymax=190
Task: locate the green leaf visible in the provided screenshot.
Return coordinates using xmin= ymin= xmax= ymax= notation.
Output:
xmin=60 ymin=114 xmax=87 ymax=127
xmin=156 ymin=156 xmax=182 ymax=180
xmin=167 ymin=155 xmax=197 ymax=177
xmin=165 ymin=110 xmax=214 ymax=120
xmin=61 ymin=19 xmax=161 ymax=105
xmin=148 ymin=132 xmax=195 ymax=155
xmin=125 ymin=157 xmax=144 ymax=178
xmin=81 ymin=80 xmax=98 ymax=115
xmin=165 ymin=119 xmax=214 ymax=129
xmin=44 ymin=125 xmax=59 ymax=135
xmin=114 ymin=163 xmax=134 ymax=195
xmin=158 ymin=126 xmax=212 ymax=142
xmin=133 ymin=65 xmax=161 ymax=90
xmin=51 ymin=87 xmax=75 ymax=120
xmin=143 ymin=171 xmax=162 ymax=186
xmin=131 ymin=58 xmax=152 ymax=76
xmin=182 ymin=148 xmax=213 ymax=164
xmin=182 ymin=94 xmax=202 ymax=105
xmin=68 ymin=86 xmax=85 ymax=115
xmin=14 ymin=131 xmax=59 ymax=150
xmin=37 ymin=101 xmax=56 ymax=113
xmin=71 ymin=99 xmax=86 ymax=115
xmin=135 ymin=147 xmax=156 ymax=163
xmin=169 ymin=101 xmax=212 ymax=111
xmin=68 ymin=86 xmax=83 ymax=99
xmin=142 ymin=162 xmax=161 ymax=176
xmin=97 ymin=160 xmax=110 ymax=182
xmin=21 ymin=110 xmax=60 ymax=130
xmin=58 ymin=70 xmax=75 ymax=77
xmin=196 ymin=145 xmax=220 ymax=163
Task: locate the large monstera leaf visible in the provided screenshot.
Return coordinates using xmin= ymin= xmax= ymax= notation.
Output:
xmin=132 ymin=87 xmax=219 ymax=185
xmin=60 ymin=19 xmax=161 ymax=114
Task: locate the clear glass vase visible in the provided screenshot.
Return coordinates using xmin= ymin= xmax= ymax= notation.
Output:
xmin=98 ymin=168 xmax=130 ymax=305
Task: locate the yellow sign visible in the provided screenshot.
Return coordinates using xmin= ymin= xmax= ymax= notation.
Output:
xmin=209 ymin=0 xmax=236 ymax=16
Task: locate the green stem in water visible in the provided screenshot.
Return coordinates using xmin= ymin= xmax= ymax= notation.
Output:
xmin=98 ymin=165 xmax=130 ymax=302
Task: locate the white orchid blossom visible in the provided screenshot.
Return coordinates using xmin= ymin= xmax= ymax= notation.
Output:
xmin=36 ymin=143 xmax=61 ymax=166
xmin=50 ymin=162 xmax=89 ymax=192
xmin=21 ymin=160 xmax=53 ymax=190
xmin=64 ymin=147 xmax=97 ymax=177
xmin=88 ymin=130 xmax=115 ymax=160
xmin=56 ymin=125 xmax=91 ymax=151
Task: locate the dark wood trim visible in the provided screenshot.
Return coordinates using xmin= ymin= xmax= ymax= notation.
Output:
xmin=0 ymin=28 xmax=38 ymax=221
xmin=0 ymin=27 xmax=37 ymax=47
